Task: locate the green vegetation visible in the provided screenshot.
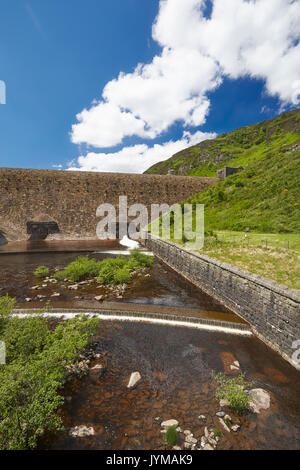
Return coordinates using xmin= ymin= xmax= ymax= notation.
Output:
xmin=50 ymin=250 xmax=154 ymax=284
xmin=212 ymin=429 xmax=223 ymax=438
xmin=185 ymin=145 xmax=300 ymax=233
xmin=0 ymin=294 xmax=99 ymax=450
xmin=34 ymin=265 xmax=49 ymax=278
xmin=165 ymin=425 xmax=178 ymax=447
xmin=197 ymin=233 xmax=300 ymax=289
xmin=145 ymin=108 xmax=300 ymax=177
xmin=213 ymin=373 xmax=252 ymax=415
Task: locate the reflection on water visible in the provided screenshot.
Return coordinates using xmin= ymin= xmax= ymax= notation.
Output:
xmin=40 ymin=322 xmax=300 ymax=450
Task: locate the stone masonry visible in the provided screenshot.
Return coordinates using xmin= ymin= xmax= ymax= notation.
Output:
xmin=144 ymin=235 xmax=300 ymax=370
xmin=0 ymin=167 xmax=218 ymax=240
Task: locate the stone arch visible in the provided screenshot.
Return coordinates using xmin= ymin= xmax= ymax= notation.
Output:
xmin=26 ymin=213 xmax=60 ymax=240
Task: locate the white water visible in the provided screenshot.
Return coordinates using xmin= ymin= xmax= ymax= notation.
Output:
xmin=11 ymin=312 xmax=252 ymax=337
xmin=119 ymin=235 xmax=140 ymax=250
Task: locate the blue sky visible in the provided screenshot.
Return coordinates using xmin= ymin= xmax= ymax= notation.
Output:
xmin=0 ymin=0 xmax=299 ymax=173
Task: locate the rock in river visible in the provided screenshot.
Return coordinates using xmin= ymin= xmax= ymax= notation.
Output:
xmin=249 ymin=388 xmax=271 ymax=413
xmin=161 ymin=419 xmax=179 ymax=428
xmin=69 ymin=426 xmax=95 ymax=438
xmin=127 ymin=371 xmax=141 ymax=388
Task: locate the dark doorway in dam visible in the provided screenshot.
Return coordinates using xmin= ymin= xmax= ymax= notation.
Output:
xmin=0 ymin=230 xmax=8 ymax=246
xmin=27 ymin=221 xmax=60 ymax=240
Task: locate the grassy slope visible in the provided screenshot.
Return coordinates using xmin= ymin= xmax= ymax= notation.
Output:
xmin=186 ymin=144 xmax=300 ymax=233
xmin=145 ymin=108 xmax=300 ymax=176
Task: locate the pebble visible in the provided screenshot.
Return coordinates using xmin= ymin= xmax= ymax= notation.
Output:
xmin=69 ymin=426 xmax=95 ymax=438
xmin=216 ymin=411 xmax=225 ymax=417
xmin=219 ymin=418 xmax=231 ymax=433
xmin=185 ymin=435 xmax=197 ymax=445
xmin=231 ymin=425 xmax=240 ymax=432
xmin=198 ymin=415 xmax=206 ymax=421
xmin=127 ymin=371 xmax=141 ymax=388
xmin=203 ymin=443 xmax=214 ymax=451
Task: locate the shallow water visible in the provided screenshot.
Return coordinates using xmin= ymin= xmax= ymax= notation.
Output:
xmin=0 ymin=242 xmax=237 ymax=322
xmin=39 ymin=321 xmax=300 ymax=450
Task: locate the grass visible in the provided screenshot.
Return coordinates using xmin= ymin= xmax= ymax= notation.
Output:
xmin=198 ymin=233 xmax=300 ymax=289
xmin=50 ymin=249 xmax=154 ymax=284
xmin=145 ymin=107 xmax=300 ymax=177
xmin=165 ymin=425 xmax=178 ymax=447
xmin=34 ymin=266 xmax=49 ymax=278
xmin=213 ymin=372 xmax=252 ymax=415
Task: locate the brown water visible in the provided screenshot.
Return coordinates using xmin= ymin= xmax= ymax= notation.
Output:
xmin=1 ymin=241 xmax=299 ymax=450
xmin=40 ymin=321 xmax=300 ymax=450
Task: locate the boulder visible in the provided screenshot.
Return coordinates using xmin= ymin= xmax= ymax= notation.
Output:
xmin=249 ymin=388 xmax=271 ymax=413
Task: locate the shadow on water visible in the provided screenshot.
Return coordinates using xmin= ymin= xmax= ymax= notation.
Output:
xmin=0 ymin=230 xmax=8 ymax=246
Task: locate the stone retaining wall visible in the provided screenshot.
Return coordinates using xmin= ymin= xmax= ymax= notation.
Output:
xmin=144 ymin=235 xmax=300 ymax=370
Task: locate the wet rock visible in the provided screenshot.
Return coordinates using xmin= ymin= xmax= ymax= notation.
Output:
xmin=51 ymin=292 xmax=61 ymax=297
xmin=220 ymin=399 xmax=230 ymax=407
xmin=183 ymin=429 xmax=192 ymax=436
xmin=31 ymin=286 xmax=40 ymax=290
xmin=216 ymin=411 xmax=225 ymax=417
xmin=198 ymin=415 xmax=206 ymax=421
xmin=173 ymin=446 xmax=181 ymax=451
xmin=208 ymin=436 xmax=217 ymax=447
xmin=249 ymin=388 xmax=271 ymax=413
xmin=176 ymin=427 xmax=182 ymax=433
xmin=69 ymin=425 xmax=95 ymax=437
xmin=230 ymin=365 xmax=240 ymax=371
xmin=68 ymin=284 xmax=79 ymax=290
xmin=91 ymin=364 xmax=104 ymax=370
xmin=203 ymin=443 xmax=214 ymax=451
xmin=25 ymin=298 xmax=32 ymax=302
xmin=127 ymin=371 xmax=141 ymax=388
xmin=37 ymin=295 xmax=46 ymax=299
xmin=200 ymin=436 xmax=207 ymax=447
xmin=185 ymin=435 xmax=197 ymax=445
xmin=231 ymin=425 xmax=240 ymax=432
xmin=95 ymin=295 xmax=104 ymax=302
xmin=161 ymin=419 xmax=179 ymax=428
xmin=219 ymin=418 xmax=231 ymax=433
xmin=184 ymin=442 xmax=192 ymax=450
xmin=204 ymin=427 xmax=209 ymax=438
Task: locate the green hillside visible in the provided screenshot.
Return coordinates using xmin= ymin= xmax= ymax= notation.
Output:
xmin=145 ymin=108 xmax=300 ymax=177
xmin=186 ymin=142 xmax=300 ymax=233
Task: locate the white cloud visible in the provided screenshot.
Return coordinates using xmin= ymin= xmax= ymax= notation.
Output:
xmin=70 ymin=0 xmax=300 ymax=172
xmin=68 ymin=130 xmax=217 ymax=173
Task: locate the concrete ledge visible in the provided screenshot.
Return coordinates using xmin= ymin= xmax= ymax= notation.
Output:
xmin=144 ymin=235 xmax=300 ymax=370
